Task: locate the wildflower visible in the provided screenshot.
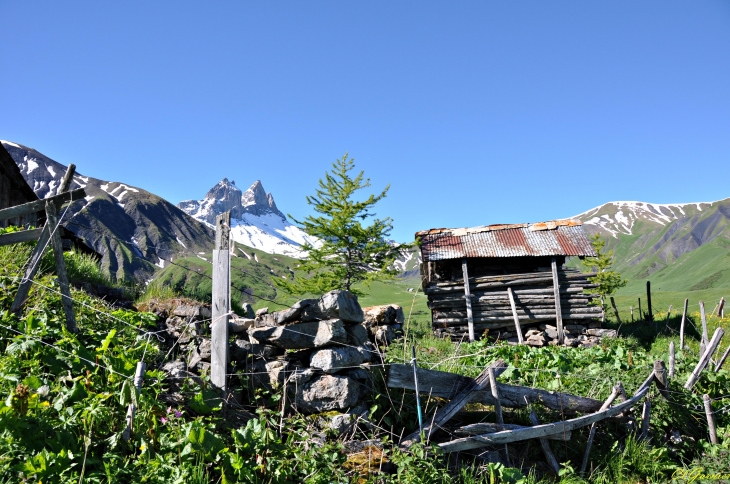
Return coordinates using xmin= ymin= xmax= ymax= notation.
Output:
xmin=174 ymin=410 xmax=182 ymax=418
xmin=160 ymin=417 xmax=167 ymax=424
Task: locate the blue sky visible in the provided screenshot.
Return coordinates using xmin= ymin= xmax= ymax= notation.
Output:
xmin=2 ymin=1 xmax=729 ymax=242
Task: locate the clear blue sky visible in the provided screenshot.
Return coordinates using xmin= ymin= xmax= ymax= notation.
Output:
xmin=2 ymin=1 xmax=729 ymax=241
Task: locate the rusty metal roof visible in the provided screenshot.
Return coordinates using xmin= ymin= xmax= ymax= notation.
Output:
xmin=416 ymin=220 xmax=597 ymax=262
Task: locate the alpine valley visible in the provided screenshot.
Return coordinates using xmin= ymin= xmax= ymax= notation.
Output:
xmin=3 ymin=139 xmax=728 ymax=306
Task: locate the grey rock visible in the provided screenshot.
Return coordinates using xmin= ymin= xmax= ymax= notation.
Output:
xmin=162 ymin=360 xmax=202 ymax=385
xmin=196 ymin=338 xmax=212 ymax=360
xmin=586 ymin=328 xmax=617 ymax=338
xmin=240 ymin=303 xmax=255 ymax=319
xmin=310 ymin=347 xmax=367 ymax=373
xmin=565 ymin=324 xmax=587 ymax=331
xmin=173 ymin=304 xmax=212 ymax=319
xmin=249 ymin=344 xmax=285 ymax=359
xmin=315 ymin=291 xmax=364 ymax=324
xmin=272 ymin=299 xmax=318 ymax=324
xmin=374 ymin=325 xmax=397 ymax=346
xmin=525 ymin=329 xmax=541 ymax=337
xmin=229 ymin=317 xmax=254 ymax=333
xmin=544 ymin=326 xmax=559 ymax=340
xmin=345 ymin=324 xmax=369 ymax=346
xmin=252 ymin=359 xmax=289 ymax=388
xmin=526 ymin=333 xmax=547 ymax=347
xmin=293 ymin=374 xmax=361 ymax=413
xmin=188 ymin=353 xmax=211 ymax=374
xmin=248 ymin=319 xmax=348 ymax=349
xmin=230 ymin=339 xmax=251 ymax=362
xmin=256 ymin=307 xmax=269 ymax=317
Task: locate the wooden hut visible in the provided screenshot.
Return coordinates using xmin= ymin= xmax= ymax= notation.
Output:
xmin=0 ymin=142 xmax=44 ymax=228
xmin=416 ymin=220 xmax=601 ymax=344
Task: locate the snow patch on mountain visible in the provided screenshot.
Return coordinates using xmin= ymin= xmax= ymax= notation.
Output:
xmin=572 ymin=200 xmax=718 ymax=238
xmin=178 ymin=178 xmax=318 ymax=257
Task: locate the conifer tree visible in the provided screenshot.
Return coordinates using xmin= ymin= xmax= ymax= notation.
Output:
xmin=582 ymin=234 xmax=628 ymax=316
xmin=281 ymin=153 xmax=405 ymax=296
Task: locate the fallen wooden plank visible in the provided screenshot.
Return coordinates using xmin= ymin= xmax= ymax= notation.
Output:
xmin=580 ymin=383 xmax=622 ymax=475
xmin=0 ymin=228 xmax=44 ymax=246
xmin=455 ymin=423 xmax=571 ymax=441
xmin=400 ymin=359 xmax=506 ymax=447
xmin=685 ymin=328 xmax=724 ymax=389
xmin=438 ymin=385 xmax=650 ymax=452
xmin=530 ymin=408 xmax=560 ymax=474
xmin=388 ymin=364 xmax=604 ymax=413
xmin=0 ymin=188 xmax=85 ymax=222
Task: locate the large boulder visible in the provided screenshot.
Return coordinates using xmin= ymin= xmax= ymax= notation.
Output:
xmin=291 ymin=371 xmax=361 ymax=413
xmin=345 ymin=324 xmax=369 ymax=346
xmin=173 ymin=304 xmax=212 ymax=319
xmin=310 ymin=347 xmax=367 ymax=373
xmin=248 ymin=319 xmax=348 ymax=349
xmin=271 ymin=299 xmax=319 ymax=324
xmin=314 ymin=291 xmax=364 ymax=324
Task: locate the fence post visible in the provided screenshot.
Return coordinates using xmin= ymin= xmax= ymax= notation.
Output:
xmin=700 ymin=301 xmax=709 ymax=357
xmin=551 ymin=257 xmax=565 ymax=345
xmin=703 ymin=394 xmax=718 ymax=444
xmin=211 ymin=211 xmax=231 ymax=398
xmin=646 ymin=281 xmax=653 ymax=323
xmin=680 ymin=299 xmax=688 ymax=350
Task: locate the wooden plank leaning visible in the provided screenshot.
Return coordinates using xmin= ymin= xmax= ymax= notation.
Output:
xmin=439 ymin=384 xmax=651 ymax=452
xmin=679 ymin=298 xmax=688 ymax=350
xmin=551 ymin=257 xmax=565 ymax=345
xmin=10 ymin=179 xmax=84 ymax=323
xmin=400 ymin=359 xmax=506 ymax=448
xmin=529 ymin=407 xmax=560 ymax=474
xmin=456 ymin=423 xmax=571 ymax=441
xmin=388 ymin=364 xmax=604 ymax=413
xmin=685 ymin=328 xmax=725 ymax=389
xmin=700 ymin=301 xmax=709 ymax=357
xmin=45 ymin=200 xmax=77 ymax=332
xmin=507 ymin=287 xmax=524 ymax=344
xmin=462 ymin=258 xmax=475 ymax=342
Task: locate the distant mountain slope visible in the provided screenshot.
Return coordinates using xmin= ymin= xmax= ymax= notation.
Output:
xmin=571 ymin=198 xmax=730 ymax=294
xmin=2 ymin=140 xmax=214 ymax=282
xmin=178 ymin=178 xmax=319 ymax=258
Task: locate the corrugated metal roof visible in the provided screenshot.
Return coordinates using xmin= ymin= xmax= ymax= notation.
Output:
xmin=417 ymin=220 xmax=597 ymax=261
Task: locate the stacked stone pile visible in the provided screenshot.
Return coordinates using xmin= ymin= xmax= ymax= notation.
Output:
xmin=490 ymin=323 xmax=617 ymax=348
xmin=157 ymin=291 xmax=404 ymax=418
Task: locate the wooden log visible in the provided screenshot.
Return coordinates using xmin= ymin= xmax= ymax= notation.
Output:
xmin=425 ymin=278 xmax=599 ymax=295
xmin=388 ymin=364 xmax=605 ymax=413
xmin=45 ymin=201 xmax=77 ymax=332
xmin=456 ymin=423 xmax=571 ymax=441
xmin=680 ymin=298 xmax=688 ymax=350
xmin=610 ymin=297 xmax=621 ymax=324
xmin=462 ymin=258 xmax=475 ymax=342
xmin=438 ymin=385 xmax=650 ymax=451
xmin=646 ymin=281 xmax=653 ymax=323
xmin=431 ymin=270 xmax=597 ymax=288
xmin=489 ymin=366 xmax=504 ymax=426
xmin=400 ymin=360 xmax=507 ymax=447
xmin=638 ymin=400 xmax=651 ymax=441
xmin=703 ymin=394 xmax=718 ymax=444
xmin=530 ymin=409 xmax=560 ymax=474
xmin=211 ymin=211 xmax=231 ymax=396
xmin=685 ymin=328 xmax=725 ymax=389
xmin=580 ymin=383 xmax=622 ymax=476
xmin=507 ymin=287 xmax=523 ymax=344
xmin=638 ymin=298 xmax=642 ymax=322
xmin=0 ymin=228 xmax=44 ymax=247
xmin=720 ymin=297 xmax=725 ymax=319
xmin=55 ymin=163 xmax=76 ymax=195
xmin=434 ymin=306 xmax=603 ymax=318
xmin=653 ymin=360 xmax=668 ymax=399
xmin=10 ymin=224 xmax=52 ymax=313
xmin=551 ymin=257 xmax=564 ymax=345
xmin=0 ymin=188 xmax=85 ymax=222
xmin=432 ymin=314 xmax=601 ymax=326
xmin=715 ymin=345 xmax=730 ymax=372
xmin=669 ymin=342 xmax=675 ymax=378
xmin=700 ymin=301 xmax=709 ymax=357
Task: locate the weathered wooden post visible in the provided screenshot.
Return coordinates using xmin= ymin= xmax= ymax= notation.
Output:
xmin=507 ymin=287 xmax=523 ymax=344
xmin=638 ymin=298 xmax=643 ymax=322
xmin=630 ymin=306 xmax=634 ymax=323
xmin=551 ymin=257 xmax=565 ymax=345
xmin=44 ymin=200 xmax=77 ymax=332
xmin=703 ymin=394 xmax=718 ymax=444
xmin=680 ymin=298 xmax=688 ymax=350
xmin=685 ymin=328 xmax=725 ymax=389
xmin=580 ymin=383 xmax=622 ymax=476
xmin=488 ymin=366 xmax=510 ymax=465
xmin=211 ymin=211 xmax=231 ymax=398
xmin=639 ymin=400 xmax=651 ymax=441
xmin=669 ymin=342 xmax=675 ymax=378
xmin=700 ymin=301 xmax=709 ymax=357
xmin=720 ymin=297 xmax=725 ymax=319
xmin=715 ymin=345 xmax=730 ymax=373
xmin=529 ymin=408 xmax=560 ymax=474
xmin=646 ymin=281 xmax=653 ymax=323
xmin=461 ymin=258 xmax=475 ymax=342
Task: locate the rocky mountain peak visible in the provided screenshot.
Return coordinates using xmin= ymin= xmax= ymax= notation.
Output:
xmin=178 ymin=179 xmax=285 ymax=225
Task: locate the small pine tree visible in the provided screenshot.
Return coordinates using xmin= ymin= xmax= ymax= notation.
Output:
xmin=582 ymin=233 xmax=628 ymax=315
xmin=280 ymin=153 xmax=406 ymax=296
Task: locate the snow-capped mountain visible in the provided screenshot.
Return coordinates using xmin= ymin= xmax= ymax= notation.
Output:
xmin=572 ymin=200 xmax=716 ymax=238
xmin=2 ymin=140 xmax=214 ymax=282
xmin=178 ymin=178 xmax=319 ymax=258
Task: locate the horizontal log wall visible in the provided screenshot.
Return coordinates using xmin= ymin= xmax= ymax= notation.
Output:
xmin=424 ymin=260 xmax=601 ymax=340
